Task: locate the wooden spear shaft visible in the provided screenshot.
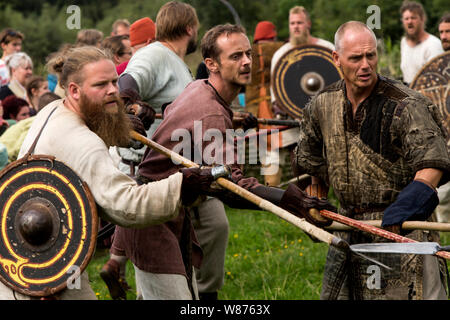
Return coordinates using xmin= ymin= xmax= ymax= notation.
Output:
xmin=316 ymin=209 xmax=450 ymax=260
xmin=129 ymin=130 xmax=346 ymax=249
xmin=326 ymin=220 xmax=450 ymax=232
xmin=155 ymin=112 xmax=300 ymax=127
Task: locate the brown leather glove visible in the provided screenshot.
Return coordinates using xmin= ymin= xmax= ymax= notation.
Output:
xmin=279 ymin=183 xmax=335 ymax=227
xmin=179 ymin=167 xmax=215 ymax=206
xmin=126 ymin=114 xmax=146 ymax=149
xmin=242 ymin=112 xmax=258 ymax=131
xmin=121 ymin=88 xmax=156 ymax=130
xmin=127 ymin=114 xmax=146 ymax=137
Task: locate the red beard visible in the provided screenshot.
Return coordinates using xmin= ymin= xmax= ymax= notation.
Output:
xmin=79 ymin=92 xmax=132 ymax=148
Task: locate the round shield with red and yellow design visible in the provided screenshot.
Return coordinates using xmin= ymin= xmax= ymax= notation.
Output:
xmin=0 ymin=155 xmax=97 ymax=297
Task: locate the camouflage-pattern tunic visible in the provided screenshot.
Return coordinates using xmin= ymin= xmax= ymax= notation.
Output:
xmin=295 ymin=75 xmax=450 ymax=300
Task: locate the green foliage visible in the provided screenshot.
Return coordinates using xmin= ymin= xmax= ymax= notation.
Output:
xmin=0 ymin=0 xmax=448 ymax=78
xmin=87 ymin=207 xmax=450 ymax=300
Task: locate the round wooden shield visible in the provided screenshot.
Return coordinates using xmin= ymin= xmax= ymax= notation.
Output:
xmin=272 ymin=44 xmax=343 ymax=119
xmin=410 ymin=51 xmax=450 ymax=141
xmin=0 ymin=155 xmax=98 ymax=297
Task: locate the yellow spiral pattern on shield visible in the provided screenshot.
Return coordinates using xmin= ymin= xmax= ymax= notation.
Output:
xmin=0 ymin=166 xmax=87 ymax=288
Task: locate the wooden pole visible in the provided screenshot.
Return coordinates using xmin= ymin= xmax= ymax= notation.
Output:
xmin=326 ymin=220 xmax=450 ymax=232
xmin=156 ymin=112 xmax=300 ymax=127
xmin=129 ymin=130 xmax=346 ymax=249
xmin=316 ymin=209 xmax=450 ymax=260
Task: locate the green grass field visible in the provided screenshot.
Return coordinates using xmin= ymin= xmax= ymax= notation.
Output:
xmin=87 ymin=206 xmax=450 ymax=300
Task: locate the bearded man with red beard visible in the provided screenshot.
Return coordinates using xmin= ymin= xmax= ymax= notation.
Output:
xmin=0 ymin=46 xmax=215 ymax=300
xmin=400 ymin=1 xmax=443 ymax=84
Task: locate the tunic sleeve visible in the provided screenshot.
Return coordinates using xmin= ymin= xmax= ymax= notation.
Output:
xmin=294 ymin=99 xmax=329 ymax=182
xmin=393 ymin=97 xmax=450 ymax=185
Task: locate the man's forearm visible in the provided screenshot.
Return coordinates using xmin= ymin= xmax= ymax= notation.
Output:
xmin=414 ymin=168 xmax=443 ymax=189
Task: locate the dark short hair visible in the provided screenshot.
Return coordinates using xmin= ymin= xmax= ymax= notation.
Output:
xmin=400 ymin=1 xmax=427 ymax=22
xmin=76 ymin=29 xmax=104 ymax=47
xmin=201 ymin=24 xmax=246 ymax=61
xmin=37 ymin=92 xmax=60 ymax=112
xmin=102 ymin=35 xmax=130 ymax=57
xmin=2 ymin=95 xmax=29 ymax=119
xmin=439 ymin=13 xmax=450 ymax=24
xmin=26 ymin=75 xmax=45 ymax=101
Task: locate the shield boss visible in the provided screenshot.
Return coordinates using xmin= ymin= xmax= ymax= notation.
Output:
xmin=272 ymin=44 xmax=343 ymax=119
xmin=0 ymin=155 xmax=98 ymax=297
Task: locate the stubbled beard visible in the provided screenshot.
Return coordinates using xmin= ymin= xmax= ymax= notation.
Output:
xmin=79 ymin=92 xmax=132 ymax=148
xmin=290 ymin=29 xmax=308 ymax=46
xmin=405 ymin=26 xmax=421 ymax=42
xmin=443 ymin=41 xmax=450 ymax=51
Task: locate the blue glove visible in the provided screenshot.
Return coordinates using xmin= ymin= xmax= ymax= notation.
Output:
xmin=381 ymin=180 xmax=439 ymax=227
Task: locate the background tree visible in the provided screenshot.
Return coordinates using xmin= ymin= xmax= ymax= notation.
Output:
xmin=0 ymin=0 xmax=448 ymax=78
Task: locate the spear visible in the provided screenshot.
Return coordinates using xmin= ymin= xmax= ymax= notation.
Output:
xmin=326 ymin=220 xmax=450 ymax=232
xmin=129 ymin=130 xmax=346 ymax=250
xmin=153 ymin=112 xmax=300 ymax=127
xmin=233 ymin=111 xmax=300 ymax=127
xmin=312 ymin=208 xmax=450 ymax=260
xmin=129 ymin=130 xmax=450 ymax=261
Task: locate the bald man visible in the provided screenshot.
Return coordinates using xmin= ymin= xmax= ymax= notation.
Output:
xmin=293 ymin=21 xmax=450 ymax=300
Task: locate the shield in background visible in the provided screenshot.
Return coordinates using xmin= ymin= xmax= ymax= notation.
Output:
xmin=0 ymin=155 xmax=98 ymax=297
xmin=272 ymin=44 xmax=343 ymax=119
xmin=410 ymin=51 xmax=450 ymax=141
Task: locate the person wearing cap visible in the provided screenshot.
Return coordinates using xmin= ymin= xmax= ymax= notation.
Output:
xmin=245 ymin=21 xmax=284 ymax=186
xmin=115 ymin=17 xmax=156 ymax=76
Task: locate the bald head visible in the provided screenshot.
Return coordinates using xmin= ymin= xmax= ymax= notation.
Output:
xmin=334 ymin=21 xmax=377 ymax=53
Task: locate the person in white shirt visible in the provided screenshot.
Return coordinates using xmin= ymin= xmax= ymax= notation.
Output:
xmin=399 ymin=1 xmax=444 ymax=84
xmin=271 ymin=5 xmax=335 ymax=90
